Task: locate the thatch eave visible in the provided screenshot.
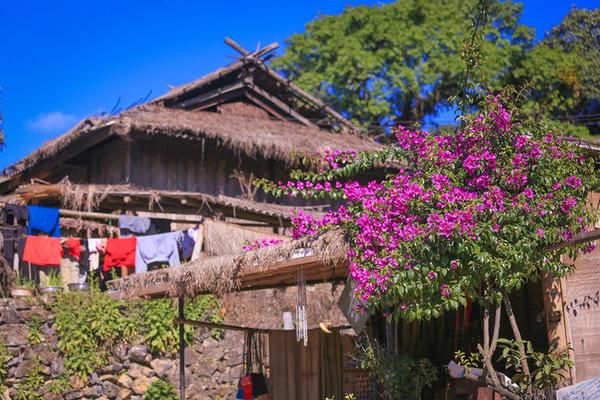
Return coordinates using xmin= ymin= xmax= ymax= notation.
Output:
xmin=109 ymin=229 xmax=349 ymax=300
xmin=0 ymin=106 xmax=383 ymax=190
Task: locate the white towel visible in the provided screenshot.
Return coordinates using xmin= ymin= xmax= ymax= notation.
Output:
xmin=87 ymin=238 xmax=102 ymax=271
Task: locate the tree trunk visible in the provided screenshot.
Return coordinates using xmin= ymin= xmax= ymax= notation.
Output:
xmin=399 ymin=93 xmax=417 ymax=125
xmin=503 ymin=294 xmax=531 ymax=379
xmin=478 ymin=303 xmax=507 ymax=395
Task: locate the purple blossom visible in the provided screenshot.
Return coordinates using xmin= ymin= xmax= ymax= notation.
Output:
xmin=560 ymin=196 xmax=577 ymax=213
xmin=565 ymin=175 xmax=582 ymax=189
xmin=536 ymin=229 xmax=545 ymax=238
xmin=440 ymin=284 xmax=452 ymax=298
xmin=274 ymin=95 xmax=591 ymax=310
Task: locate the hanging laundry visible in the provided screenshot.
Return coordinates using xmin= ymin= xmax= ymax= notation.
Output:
xmin=180 ymin=226 xmax=199 ymax=260
xmin=78 ymin=239 xmax=89 ymax=284
xmin=64 ymin=238 xmax=82 ymax=261
xmin=191 ymin=225 xmax=204 ymax=261
xmin=3 ymin=204 xmax=28 ymax=224
xmin=118 ymin=215 xmax=152 ymax=237
xmin=60 ymin=238 xmax=88 ymax=285
xmin=16 ymin=235 xmax=30 ymax=280
xmin=87 ymin=238 xmax=102 ymax=271
xmin=1 ymin=204 xmax=28 ymax=265
xmin=28 ymin=205 xmax=60 ymax=237
xmin=119 ymin=215 xmax=172 ymax=237
xmin=103 ymin=237 xmax=137 ymax=272
xmin=135 ymin=231 xmax=182 ymax=274
xmin=22 ymin=236 xmax=62 ymax=267
xmin=96 ymin=239 xmax=107 ymax=253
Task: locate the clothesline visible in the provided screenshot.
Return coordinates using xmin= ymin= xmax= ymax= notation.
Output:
xmin=2 ymin=204 xmax=203 ymax=282
xmin=59 ymin=209 xmax=204 ymax=224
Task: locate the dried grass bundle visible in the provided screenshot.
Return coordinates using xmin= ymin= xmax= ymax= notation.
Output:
xmin=111 ymin=229 xmax=348 ymax=299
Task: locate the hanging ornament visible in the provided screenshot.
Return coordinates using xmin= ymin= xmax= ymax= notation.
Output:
xmin=296 ymin=268 xmax=308 ymax=347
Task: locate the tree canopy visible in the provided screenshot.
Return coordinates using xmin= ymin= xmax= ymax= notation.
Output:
xmin=273 ymin=0 xmax=533 ymax=129
xmin=513 ymin=8 xmax=600 ymax=133
xmin=274 ymin=2 xmax=599 ymax=137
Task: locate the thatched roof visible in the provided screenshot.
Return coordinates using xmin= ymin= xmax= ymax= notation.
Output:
xmin=153 ymin=56 xmax=358 ymax=132
xmin=0 ymin=105 xmax=382 ymax=182
xmin=202 ymin=219 xmax=289 ymax=256
xmin=122 ymin=105 xmax=382 ymax=161
xmin=110 ymin=229 xmax=349 ymax=300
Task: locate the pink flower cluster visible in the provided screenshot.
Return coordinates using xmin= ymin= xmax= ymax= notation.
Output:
xmin=277 ymin=96 xmax=594 ymax=314
xmin=242 ymin=238 xmax=284 ymax=251
xmin=320 ymin=148 xmax=357 ymax=171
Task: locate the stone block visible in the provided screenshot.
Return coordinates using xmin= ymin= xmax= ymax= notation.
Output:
xmin=127 ymin=363 xmax=154 ymax=379
xmin=127 ymin=345 xmax=147 ymax=364
xmin=150 ymin=359 xmax=173 ymax=378
xmin=117 ymin=374 xmax=133 ymax=389
xmin=131 ymin=376 xmax=156 ymax=395
xmin=102 ymin=381 xmax=120 ymax=399
xmin=0 ymin=324 xmax=28 ymax=347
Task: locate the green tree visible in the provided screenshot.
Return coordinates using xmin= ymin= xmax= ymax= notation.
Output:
xmin=513 ymin=8 xmax=600 ymax=134
xmin=273 ymin=0 xmax=532 ymax=129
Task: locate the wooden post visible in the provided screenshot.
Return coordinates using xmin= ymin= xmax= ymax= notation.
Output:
xmin=541 ymin=272 xmax=574 ymax=384
xmin=178 ymin=296 xmax=185 ymax=400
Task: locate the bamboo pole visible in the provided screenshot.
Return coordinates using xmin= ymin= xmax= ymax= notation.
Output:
xmin=58 ymin=208 xmax=204 ymax=223
xmin=178 ymin=296 xmax=185 ymax=400
xmin=175 ymin=317 xmax=350 ymax=334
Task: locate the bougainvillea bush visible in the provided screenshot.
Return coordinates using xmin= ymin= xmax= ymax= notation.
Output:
xmin=261 ymin=95 xmax=598 ymax=321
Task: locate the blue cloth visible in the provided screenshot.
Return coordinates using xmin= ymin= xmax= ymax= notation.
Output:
xmin=180 ymin=227 xmax=198 ymax=260
xmin=135 ymin=231 xmax=183 ymax=274
xmin=118 ymin=215 xmax=152 ymax=237
xmin=27 ymin=205 xmax=60 ymax=237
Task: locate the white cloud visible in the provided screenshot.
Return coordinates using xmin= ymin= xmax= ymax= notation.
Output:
xmin=25 ymin=111 xmax=78 ymax=134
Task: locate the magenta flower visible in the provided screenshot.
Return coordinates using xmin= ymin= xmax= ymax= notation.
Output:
xmin=536 ymin=229 xmax=545 ymax=238
xmin=560 ymin=196 xmax=577 ymax=213
xmin=440 ymin=284 xmax=452 ymax=298
xmin=565 ymin=175 xmax=582 ymax=189
xmin=522 ymin=188 xmax=535 ymax=199
xmin=270 ymin=94 xmax=591 ymax=318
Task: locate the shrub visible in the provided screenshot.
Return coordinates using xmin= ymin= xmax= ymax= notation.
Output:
xmin=144 ymin=379 xmax=178 ymax=400
xmin=53 ymin=289 xmax=223 ymax=378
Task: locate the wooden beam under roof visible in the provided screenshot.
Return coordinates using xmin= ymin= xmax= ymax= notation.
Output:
xmin=177 ymin=81 xmax=245 ymax=109
xmin=110 ymin=255 xmax=348 ymax=300
xmin=252 ymin=61 xmax=358 ymax=132
xmin=245 ymin=81 xmax=319 ymax=128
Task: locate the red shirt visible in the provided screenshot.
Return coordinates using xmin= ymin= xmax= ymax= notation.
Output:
xmin=22 ymin=236 xmax=62 ymax=267
xmin=103 ymin=237 xmax=137 ymax=272
xmin=65 ymin=238 xmax=82 ymax=261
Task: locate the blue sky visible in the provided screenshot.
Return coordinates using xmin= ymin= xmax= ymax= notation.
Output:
xmin=0 ymin=0 xmax=597 ymax=169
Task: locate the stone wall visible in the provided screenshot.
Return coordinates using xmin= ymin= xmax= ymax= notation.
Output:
xmin=0 ymin=283 xmax=345 ymax=399
xmin=0 ymin=297 xmax=245 ymax=400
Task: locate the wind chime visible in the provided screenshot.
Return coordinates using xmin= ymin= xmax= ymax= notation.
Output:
xmin=296 ymin=268 xmax=308 ymax=346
